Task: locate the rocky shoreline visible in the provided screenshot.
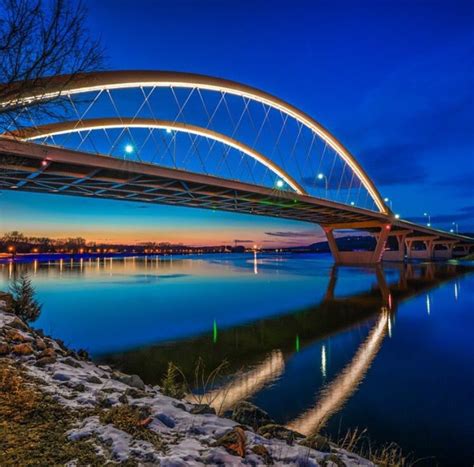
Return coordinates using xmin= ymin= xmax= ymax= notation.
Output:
xmin=0 ymin=306 xmax=373 ymax=466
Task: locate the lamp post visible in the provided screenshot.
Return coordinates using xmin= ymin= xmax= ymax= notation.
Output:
xmin=451 ymin=222 xmax=459 ymax=234
xmin=383 ymin=197 xmax=393 ymax=209
xmin=317 ymin=173 xmax=328 ymax=195
xmin=423 ymin=212 xmax=431 ymax=227
xmin=124 ymin=144 xmax=134 ymax=160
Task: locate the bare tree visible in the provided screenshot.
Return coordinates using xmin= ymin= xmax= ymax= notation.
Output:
xmin=0 ymin=0 xmax=104 ymax=133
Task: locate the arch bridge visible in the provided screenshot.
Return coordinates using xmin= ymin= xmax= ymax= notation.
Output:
xmin=0 ymin=71 xmax=472 ymax=263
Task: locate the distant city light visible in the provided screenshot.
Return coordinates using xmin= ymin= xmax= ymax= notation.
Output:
xmin=276 ymin=179 xmax=284 ymax=188
xmin=124 ymin=144 xmax=134 ymax=154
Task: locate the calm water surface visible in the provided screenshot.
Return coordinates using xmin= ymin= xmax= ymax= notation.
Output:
xmin=1 ymin=253 xmax=473 ymax=466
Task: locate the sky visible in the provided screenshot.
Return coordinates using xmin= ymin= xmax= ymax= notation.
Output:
xmin=1 ymin=0 xmax=473 ymax=246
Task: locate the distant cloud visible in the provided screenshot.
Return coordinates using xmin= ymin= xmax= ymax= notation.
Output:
xmin=360 ymin=143 xmax=428 ymax=186
xmin=233 ymin=239 xmax=254 ymax=243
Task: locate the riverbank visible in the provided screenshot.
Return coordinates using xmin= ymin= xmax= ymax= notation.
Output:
xmin=0 ymin=306 xmax=373 ymax=466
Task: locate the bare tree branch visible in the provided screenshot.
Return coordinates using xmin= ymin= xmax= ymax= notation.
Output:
xmin=0 ymin=0 xmax=104 ymax=133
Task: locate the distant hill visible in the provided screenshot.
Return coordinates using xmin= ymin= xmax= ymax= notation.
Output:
xmin=279 ymin=235 xmax=376 ymax=253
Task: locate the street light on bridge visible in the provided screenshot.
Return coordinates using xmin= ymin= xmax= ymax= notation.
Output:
xmin=276 ymin=179 xmax=284 ymax=189
xmin=424 ymin=212 xmax=431 ymax=227
xmin=124 ymin=144 xmax=134 ymax=154
xmin=317 ymin=173 xmax=328 ymax=193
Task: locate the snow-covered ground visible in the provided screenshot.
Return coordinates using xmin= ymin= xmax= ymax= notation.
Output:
xmin=0 ymin=307 xmax=373 ymax=466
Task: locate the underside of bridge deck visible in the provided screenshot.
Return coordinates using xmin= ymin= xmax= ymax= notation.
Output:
xmin=1 ymin=138 xmax=472 ymax=265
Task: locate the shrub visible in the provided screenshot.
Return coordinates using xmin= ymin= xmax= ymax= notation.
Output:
xmin=8 ymin=272 xmax=42 ymax=322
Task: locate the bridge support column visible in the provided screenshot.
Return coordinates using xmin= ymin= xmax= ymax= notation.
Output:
xmin=405 ymin=236 xmax=437 ymax=260
xmin=381 ymin=230 xmax=411 ymax=262
xmin=453 ymin=244 xmax=471 ymax=258
xmin=432 ymin=240 xmax=456 ymax=260
xmin=323 ymin=224 xmax=391 ymax=265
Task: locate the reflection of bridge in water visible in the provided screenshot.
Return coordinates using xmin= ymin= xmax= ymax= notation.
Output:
xmin=1 ymin=71 xmax=473 ymax=264
xmin=100 ymin=262 xmax=471 ymax=429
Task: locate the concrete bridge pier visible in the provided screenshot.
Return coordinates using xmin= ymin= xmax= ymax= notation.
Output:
xmin=432 ymin=240 xmax=457 ymax=259
xmin=323 ymin=222 xmax=391 ymax=265
xmin=453 ymin=244 xmax=473 ymax=258
xmin=405 ymin=236 xmax=438 ymax=260
xmin=381 ymin=230 xmax=411 ymax=262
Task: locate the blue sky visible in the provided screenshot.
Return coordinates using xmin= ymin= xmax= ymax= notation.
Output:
xmin=1 ymin=0 xmax=473 ymax=245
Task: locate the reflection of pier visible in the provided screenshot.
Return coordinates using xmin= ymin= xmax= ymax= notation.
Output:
xmin=287 ymin=311 xmax=389 ymax=434
xmin=196 ymin=350 xmax=285 ymax=413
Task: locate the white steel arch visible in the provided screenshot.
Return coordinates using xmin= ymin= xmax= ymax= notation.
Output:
xmin=0 ymin=71 xmax=388 ymax=213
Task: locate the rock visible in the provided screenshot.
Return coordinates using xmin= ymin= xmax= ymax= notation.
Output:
xmin=251 ymin=445 xmax=273 ymax=464
xmin=125 ymin=387 xmax=147 ymax=399
xmin=190 ymin=404 xmax=216 ymax=415
xmin=300 ymin=433 xmax=331 ymax=453
xmin=86 ymin=375 xmax=103 ymax=385
xmin=35 ymin=338 xmax=46 ymax=351
xmin=98 ymin=395 xmax=114 ymax=408
xmin=52 ymin=372 xmax=71 ymax=382
xmin=39 ymin=347 xmax=56 ymax=358
xmin=0 ymin=342 xmax=10 ymax=355
xmin=172 ymin=401 xmax=186 ymax=411
xmin=67 ymin=382 xmax=86 ymax=392
xmin=36 ymin=356 xmax=57 ymax=367
xmin=118 ymin=394 xmax=128 ymax=404
xmin=215 ymin=427 xmax=247 ymax=457
xmin=62 ymin=357 xmax=81 ymax=368
xmin=9 ymin=318 xmax=29 ymax=331
xmin=231 ymin=401 xmax=274 ymax=430
xmin=12 ymin=343 xmax=34 ymax=355
xmin=156 ymin=412 xmax=176 ymax=428
xmin=6 ymin=329 xmax=29 ymax=343
xmin=112 ymin=372 xmax=145 ymax=390
xmin=321 ymin=454 xmax=346 ymax=467
xmin=257 ymin=424 xmax=303 ymax=445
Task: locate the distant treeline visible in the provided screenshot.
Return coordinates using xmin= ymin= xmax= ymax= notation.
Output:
xmin=0 ymin=231 xmax=240 ymax=255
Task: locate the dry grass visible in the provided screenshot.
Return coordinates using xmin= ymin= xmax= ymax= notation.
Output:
xmin=99 ymin=405 xmax=165 ymax=451
xmin=0 ymin=360 xmax=104 ymax=466
xmin=334 ymin=427 xmax=413 ymax=467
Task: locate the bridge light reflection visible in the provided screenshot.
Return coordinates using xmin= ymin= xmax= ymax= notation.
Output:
xmin=321 ymin=344 xmax=327 ymax=378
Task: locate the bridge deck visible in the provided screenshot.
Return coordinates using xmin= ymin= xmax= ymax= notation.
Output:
xmin=0 ymin=138 xmax=472 ymax=244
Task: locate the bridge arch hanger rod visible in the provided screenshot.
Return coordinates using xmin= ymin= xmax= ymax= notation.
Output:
xmin=8 ymin=117 xmax=306 ymax=195
xmin=0 ymin=71 xmax=389 ymax=214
